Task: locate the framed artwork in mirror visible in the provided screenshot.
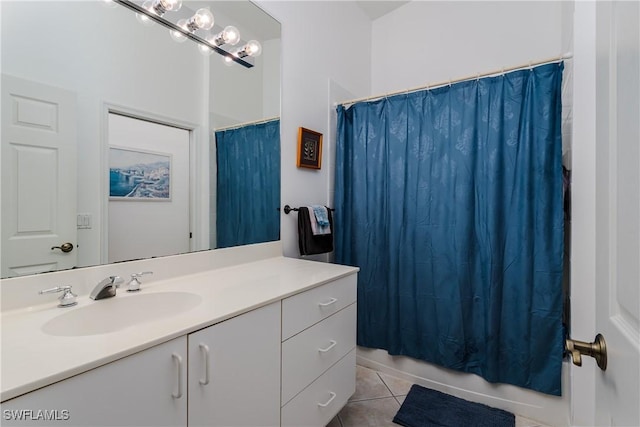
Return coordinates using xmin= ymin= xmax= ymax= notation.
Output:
xmin=296 ymin=127 xmax=323 ymax=169
xmin=109 ymin=147 xmax=171 ymax=201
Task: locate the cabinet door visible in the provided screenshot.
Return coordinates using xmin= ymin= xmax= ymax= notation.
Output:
xmin=188 ymin=302 xmax=281 ymax=427
xmin=1 ymin=336 xmax=187 ymax=426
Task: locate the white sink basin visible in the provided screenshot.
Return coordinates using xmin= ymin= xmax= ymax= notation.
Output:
xmin=42 ymin=291 xmax=202 ymax=336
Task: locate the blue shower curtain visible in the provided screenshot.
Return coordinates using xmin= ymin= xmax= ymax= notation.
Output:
xmin=215 ymin=119 xmax=280 ymax=248
xmin=335 ymin=63 xmax=564 ymax=395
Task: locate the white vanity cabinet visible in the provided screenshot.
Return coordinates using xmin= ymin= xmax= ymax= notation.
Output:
xmin=0 ymin=336 xmax=188 ymax=427
xmin=187 ymin=301 xmax=281 ymax=427
xmin=1 ymin=303 xmax=282 ymax=427
xmin=0 ymin=257 xmax=359 ymax=427
xmin=280 ymin=275 xmax=357 ymax=427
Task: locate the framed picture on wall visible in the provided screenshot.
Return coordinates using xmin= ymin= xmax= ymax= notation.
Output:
xmin=296 ymin=127 xmax=323 ymax=169
xmin=109 ymin=147 xmax=172 ymax=201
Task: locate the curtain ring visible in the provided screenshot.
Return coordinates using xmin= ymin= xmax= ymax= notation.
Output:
xmin=501 ymin=67 xmax=505 ymax=75
xmin=529 ymin=60 xmax=533 ymax=71
xmin=448 ymin=78 xmax=452 ymax=87
xmin=476 ymin=72 xmax=480 ymax=81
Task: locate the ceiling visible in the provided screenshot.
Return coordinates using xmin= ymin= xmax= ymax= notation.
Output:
xmin=355 ymin=1 xmax=410 ymax=20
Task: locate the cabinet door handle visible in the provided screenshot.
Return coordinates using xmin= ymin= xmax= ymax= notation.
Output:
xmin=318 ymin=297 xmax=337 ymax=307
xmin=199 ymin=343 xmax=210 ymax=386
xmin=171 ymin=353 xmax=183 ymax=399
xmin=318 ymin=340 xmax=337 ymax=353
xmin=317 ymin=391 xmax=337 ymax=408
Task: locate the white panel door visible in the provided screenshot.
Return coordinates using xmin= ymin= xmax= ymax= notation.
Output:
xmin=594 ymin=2 xmax=640 ymax=425
xmin=188 ymin=302 xmax=281 ymax=427
xmin=107 ymin=113 xmax=190 ymax=263
xmin=1 ymin=74 xmax=77 ymax=278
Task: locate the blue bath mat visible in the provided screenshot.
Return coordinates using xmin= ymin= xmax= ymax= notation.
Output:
xmin=393 ymin=384 xmax=515 ymax=427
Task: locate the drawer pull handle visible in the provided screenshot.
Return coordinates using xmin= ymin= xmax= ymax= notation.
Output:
xmin=171 ymin=353 xmax=183 ymax=399
xmin=199 ymin=343 xmax=210 ymax=386
xmin=318 ymin=297 xmax=338 ymax=307
xmin=318 ymin=340 xmax=338 ymax=353
xmin=318 ymin=391 xmax=337 ymax=408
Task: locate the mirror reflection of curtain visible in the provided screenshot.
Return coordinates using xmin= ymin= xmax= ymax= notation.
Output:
xmin=334 ymin=64 xmax=564 ymax=395
xmin=215 ymin=120 xmax=280 ymax=248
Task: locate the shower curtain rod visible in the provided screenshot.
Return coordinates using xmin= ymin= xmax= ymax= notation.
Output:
xmin=337 ymin=52 xmax=573 ymax=107
xmin=214 ymin=116 xmax=279 ymax=133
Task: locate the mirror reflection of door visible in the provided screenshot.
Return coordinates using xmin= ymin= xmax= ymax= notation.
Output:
xmin=1 ymin=74 xmax=78 ymax=278
xmin=107 ymin=113 xmax=190 ymax=263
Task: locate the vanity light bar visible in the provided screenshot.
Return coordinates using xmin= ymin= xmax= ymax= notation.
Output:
xmin=112 ymin=0 xmax=254 ymax=68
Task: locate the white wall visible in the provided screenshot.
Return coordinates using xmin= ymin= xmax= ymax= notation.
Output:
xmin=209 ymin=49 xmax=264 ymax=128
xmin=208 ymin=7 xmax=278 ymax=129
xmin=262 ymin=39 xmax=282 ymax=119
xmin=255 ymin=1 xmax=372 ymax=258
xmin=361 ymin=2 xmax=572 ymax=425
xmin=371 ymin=1 xmax=565 ymax=94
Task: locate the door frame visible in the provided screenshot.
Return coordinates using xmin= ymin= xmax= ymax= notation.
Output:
xmin=99 ymin=103 xmax=203 ymax=264
xmin=570 ymin=1 xmax=597 ymax=425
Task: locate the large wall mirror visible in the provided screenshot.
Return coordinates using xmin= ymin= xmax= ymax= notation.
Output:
xmin=0 ymin=1 xmax=281 ymax=278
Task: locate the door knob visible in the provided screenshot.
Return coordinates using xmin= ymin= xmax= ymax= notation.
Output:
xmin=51 ymin=242 xmax=74 ymax=253
xmin=566 ymin=333 xmax=607 ymax=371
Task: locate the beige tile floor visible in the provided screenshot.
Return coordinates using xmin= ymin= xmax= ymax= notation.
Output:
xmin=327 ymin=365 xmax=552 ymax=427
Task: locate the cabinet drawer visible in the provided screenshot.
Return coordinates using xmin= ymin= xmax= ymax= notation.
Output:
xmin=282 ymin=303 xmax=356 ymax=405
xmin=282 ymin=274 xmax=357 ymax=340
xmin=281 ymin=350 xmax=356 ymax=427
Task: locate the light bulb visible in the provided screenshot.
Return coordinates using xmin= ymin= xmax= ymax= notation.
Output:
xmin=152 ymin=0 xmax=182 ymax=15
xmin=247 ymin=40 xmax=262 ymax=56
xmin=169 ymin=19 xmax=188 ymax=42
xmin=187 ymin=8 xmax=214 ymax=32
xmin=222 ymin=55 xmax=235 ymax=66
xmin=135 ymin=0 xmax=155 ymax=26
xmin=161 ymin=0 xmax=182 ymax=11
xmin=237 ymin=40 xmax=262 ymax=58
xmin=222 ymin=26 xmax=240 ymax=45
xmin=211 ymin=26 xmax=240 ymax=47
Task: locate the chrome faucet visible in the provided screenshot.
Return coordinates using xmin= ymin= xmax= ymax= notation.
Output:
xmin=90 ymin=276 xmax=124 ymax=300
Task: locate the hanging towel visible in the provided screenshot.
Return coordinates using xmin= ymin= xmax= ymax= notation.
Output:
xmin=298 ymin=207 xmax=334 ymax=255
xmin=312 ymin=205 xmax=329 ymax=226
xmin=308 ymin=205 xmax=331 ymax=235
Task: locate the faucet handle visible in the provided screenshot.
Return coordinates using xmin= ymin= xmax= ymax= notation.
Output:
xmin=39 ymin=286 xmax=78 ymax=308
xmin=127 ymin=271 xmax=153 ymax=292
xmin=111 ymin=276 xmax=124 ymax=287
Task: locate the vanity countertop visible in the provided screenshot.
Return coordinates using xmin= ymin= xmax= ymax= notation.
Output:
xmin=0 ymin=256 xmax=358 ymax=402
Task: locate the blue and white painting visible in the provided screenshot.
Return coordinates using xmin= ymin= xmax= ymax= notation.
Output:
xmin=109 ymin=148 xmax=171 ymax=200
